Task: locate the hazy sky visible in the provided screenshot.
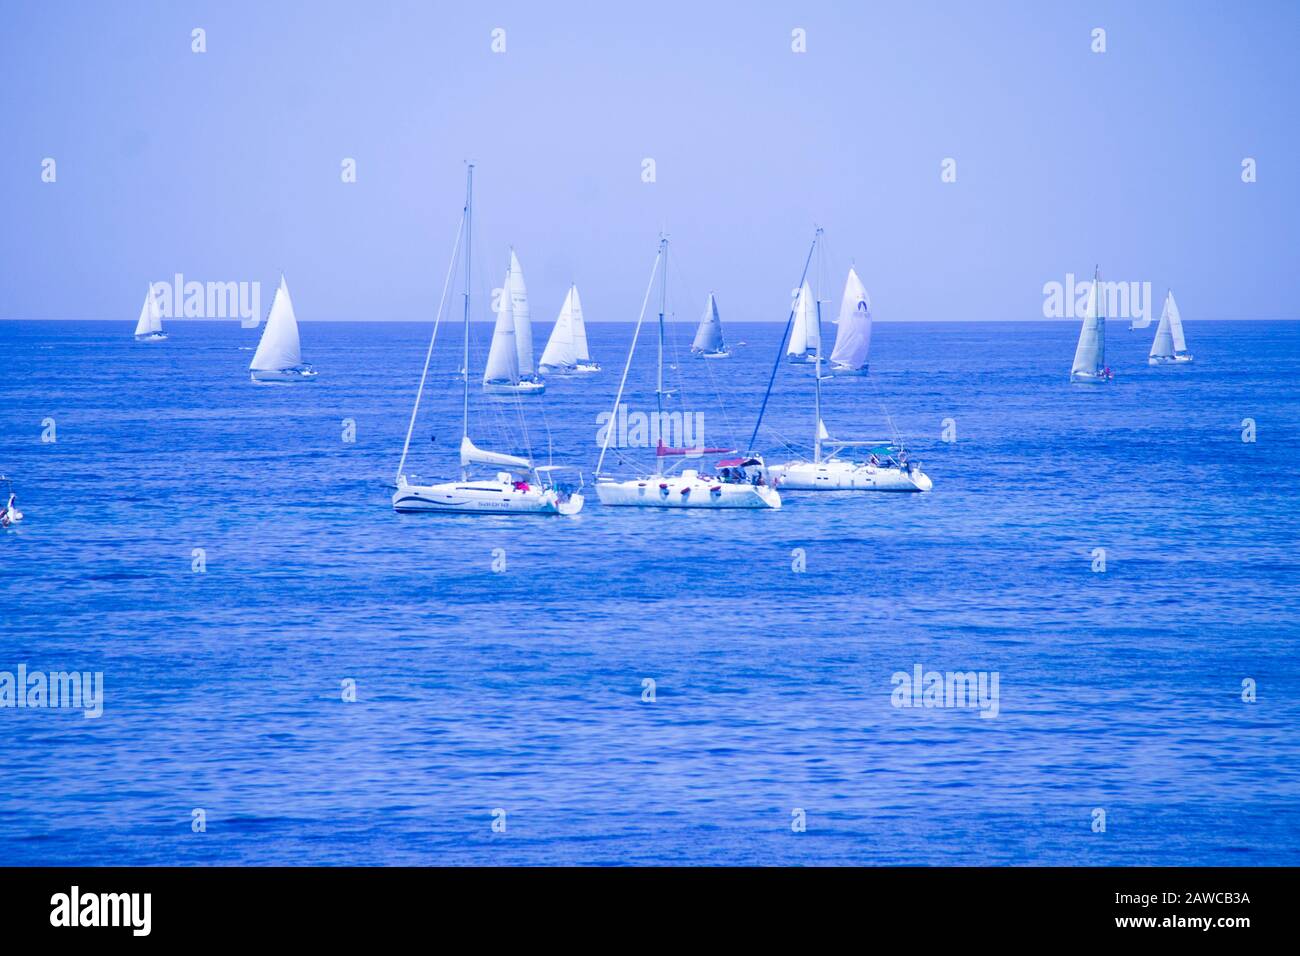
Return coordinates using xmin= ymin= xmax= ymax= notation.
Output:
xmin=2 ymin=1 xmax=1297 ymax=323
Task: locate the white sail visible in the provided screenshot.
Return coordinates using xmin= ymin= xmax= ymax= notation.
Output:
xmin=569 ymin=286 xmax=592 ymax=362
xmin=1150 ymin=292 xmax=1175 ymax=360
xmin=484 ymin=270 xmax=520 ymax=384
xmin=829 ymin=267 xmax=872 ymax=369
xmin=1070 ymin=269 xmax=1105 ymax=377
xmin=692 ymin=293 xmax=725 ymax=353
xmin=250 ymin=276 xmax=303 ymax=371
xmin=540 ymin=285 xmax=579 ymax=369
xmin=460 ymin=435 xmax=530 ymax=471
xmin=134 ymin=284 xmax=163 ymax=337
xmin=1166 ymin=290 xmax=1187 ymax=353
xmin=507 ymin=250 xmax=535 ymax=375
xmin=788 ymin=282 xmax=819 ymax=357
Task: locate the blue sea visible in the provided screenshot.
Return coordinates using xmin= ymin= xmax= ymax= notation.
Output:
xmin=1 ymin=318 xmax=1298 ymax=865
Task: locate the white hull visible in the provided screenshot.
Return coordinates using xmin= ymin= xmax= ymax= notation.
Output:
xmin=595 ymin=475 xmax=780 ymax=509
xmin=393 ymin=479 xmax=583 ymax=515
xmin=483 ymin=379 xmax=546 ymax=395
xmin=134 ymin=332 xmax=168 ymax=342
xmin=769 ymin=459 xmax=932 ymax=492
xmin=539 ymin=363 xmax=600 ymax=375
xmin=1070 ymin=370 xmax=1112 ymax=384
xmin=251 ymin=366 xmax=318 ymax=383
xmin=1 ymin=509 xmax=22 ymax=527
xmin=692 ymin=349 xmax=730 ymax=359
xmin=787 ymin=354 xmax=818 ymax=365
xmin=829 ymin=363 xmax=868 ymax=376
xmin=1149 ymin=354 xmax=1194 ymax=366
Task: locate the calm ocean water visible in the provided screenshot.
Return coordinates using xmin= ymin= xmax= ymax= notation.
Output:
xmin=1 ymin=318 xmax=1298 ymax=865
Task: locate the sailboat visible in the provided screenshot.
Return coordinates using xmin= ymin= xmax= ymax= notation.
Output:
xmin=594 ymin=237 xmax=781 ymax=510
xmin=1069 ymin=265 xmax=1113 ymax=383
xmin=538 ymin=284 xmax=600 ymax=373
xmin=763 ymin=229 xmax=932 ymax=493
xmin=392 ymin=166 xmax=583 ymax=516
xmin=0 ymin=475 xmax=22 ymax=528
xmin=250 ymin=276 xmax=317 ymax=382
xmin=690 ymin=293 xmax=729 ymax=358
xmin=483 ymin=251 xmax=545 ymax=394
xmin=1148 ymin=290 xmax=1193 ymax=365
xmin=827 ymin=267 xmax=871 ymax=375
xmin=133 ymin=284 xmax=167 ymax=341
xmin=786 ymin=282 xmax=820 ymax=363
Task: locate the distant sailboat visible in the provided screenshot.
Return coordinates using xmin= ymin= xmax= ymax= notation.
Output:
xmin=133 ymin=284 xmax=167 ymax=341
xmin=1148 ymin=290 xmax=1193 ymax=365
xmin=0 ymin=475 xmax=22 ymax=528
xmin=691 ymin=292 xmax=729 ymax=358
xmin=1069 ymin=266 xmax=1113 ymax=384
xmin=827 ymin=267 xmax=871 ymax=375
xmin=392 ymin=166 xmax=583 ymax=515
xmin=250 ymin=276 xmax=317 ymax=383
xmin=764 ymin=229 xmax=932 ymax=493
xmin=483 ymin=250 xmax=545 ymax=394
xmin=539 ymin=284 xmax=600 ymax=373
xmin=786 ymin=282 xmax=820 ymax=363
xmin=594 ymin=237 xmax=781 ymax=510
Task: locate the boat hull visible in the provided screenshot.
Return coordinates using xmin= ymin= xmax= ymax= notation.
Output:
xmin=135 ymin=332 xmax=168 ymax=342
xmin=1149 ymin=354 xmax=1194 ymax=366
xmin=829 ymin=363 xmax=868 ymax=376
xmin=692 ymin=349 xmax=730 ymax=359
xmin=393 ymin=480 xmax=583 ymax=515
xmin=595 ymin=476 xmax=780 ymax=509
xmin=483 ymin=379 xmax=546 ymax=395
xmin=539 ymin=363 xmax=601 ymax=375
xmin=769 ymin=459 xmax=932 ymax=492
xmin=1070 ymin=371 xmax=1113 ymax=384
xmin=251 ymin=366 xmax=318 ymax=383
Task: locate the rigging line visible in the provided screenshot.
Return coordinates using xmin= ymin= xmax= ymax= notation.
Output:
xmin=746 ymin=231 xmax=819 ymax=453
xmin=396 ymin=206 xmax=466 ymax=485
xmin=866 ymin=371 xmax=904 ymax=447
xmin=596 ymin=246 xmax=663 ymax=476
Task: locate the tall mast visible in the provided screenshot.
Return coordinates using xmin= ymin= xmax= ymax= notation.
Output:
xmin=656 ymin=234 xmax=668 ymax=421
xmin=461 ymin=164 xmax=474 ymax=478
xmin=812 ymin=226 xmax=824 ymax=464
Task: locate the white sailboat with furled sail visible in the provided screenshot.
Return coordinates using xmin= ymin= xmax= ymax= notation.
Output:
xmin=762 ymin=228 xmax=932 ymax=492
xmin=690 ymin=293 xmax=729 ymax=358
xmin=786 ymin=281 xmax=820 ymax=363
xmin=392 ymin=166 xmax=583 ymax=516
xmin=827 ymin=267 xmax=871 ymax=375
xmin=1069 ymin=265 xmax=1113 ymax=383
xmin=1148 ymin=289 xmax=1193 ymax=365
xmin=539 ymin=284 xmax=600 ymax=373
xmin=133 ymin=283 xmax=167 ymax=341
xmin=483 ymin=250 xmax=545 ymax=394
xmin=594 ymin=236 xmax=781 ymax=510
xmin=250 ymin=276 xmax=317 ymax=382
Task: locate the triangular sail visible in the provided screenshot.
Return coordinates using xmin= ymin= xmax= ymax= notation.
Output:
xmin=539 ymin=286 xmax=578 ymax=369
xmin=1071 ymin=269 xmax=1105 ymax=376
xmin=692 ymin=293 xmax=725 ymax=352
xmin=250 ymin=277 xmax=303 ymax=371
xmin=507 ymin=250 xmax=535 ymax=375
xmin=460 ymin=435 xmax=530 ymax=471
xmin=569 ymin=286 xmax=592 ymax=362
xmin=829 ymin=267 xmax=872 ymax=369
xmin=787 ymin=282 xmax=819 ymax=357
xmin=484 ymin=270 xmax=520 ymax=383
xmin=134 ymin=284 xmax=163 ymax=337
xmin=1166 ymin=291 xmax=1187 ymax=353
xmin=1150 ymin=292 xmax=1175 ymax=359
